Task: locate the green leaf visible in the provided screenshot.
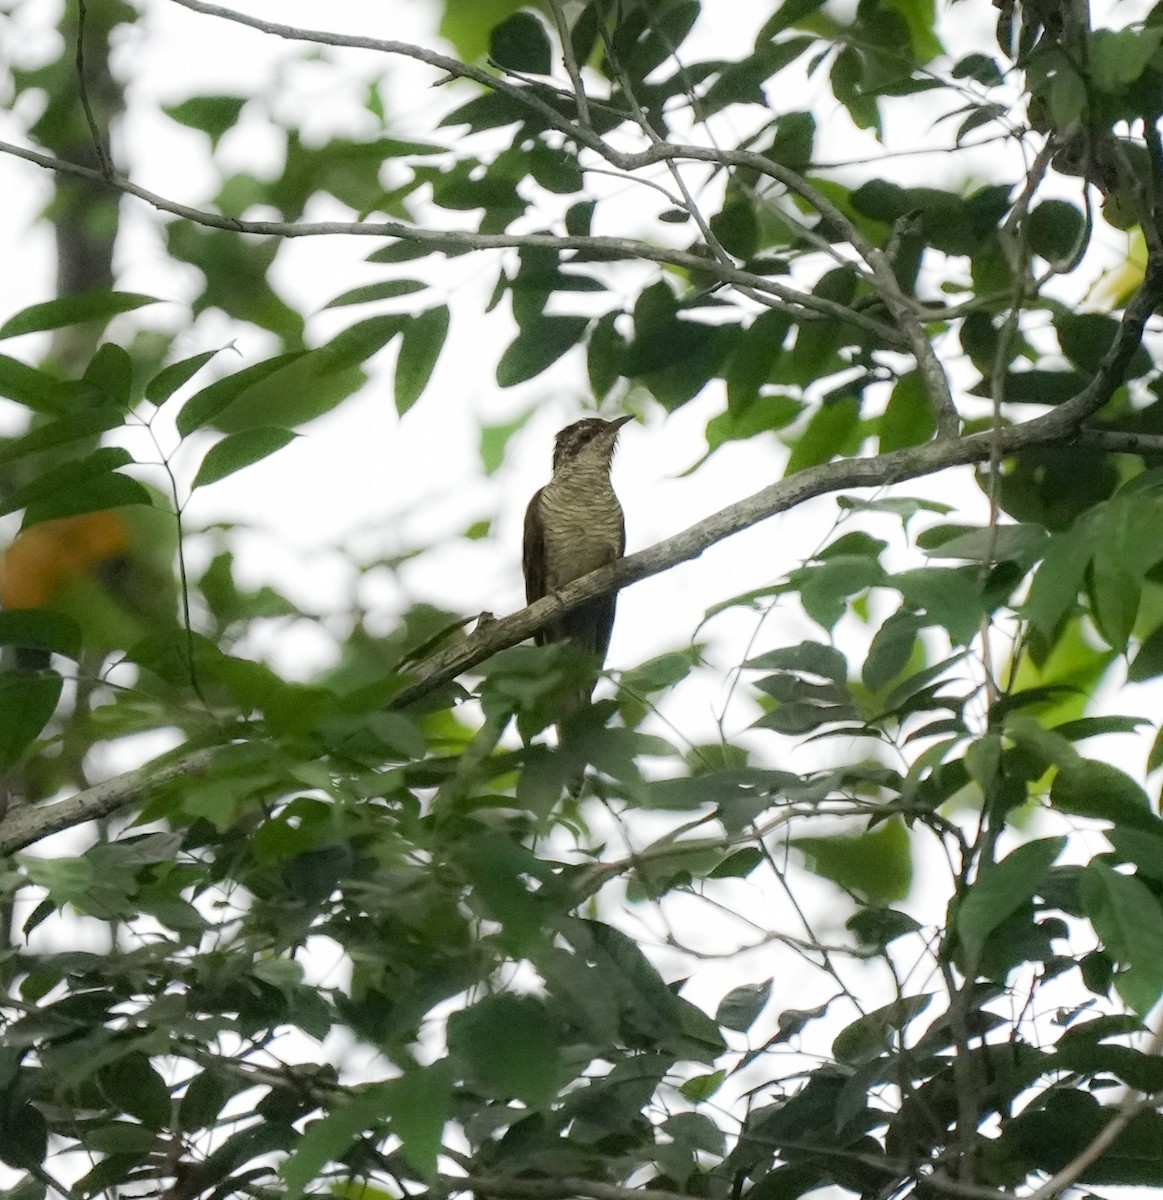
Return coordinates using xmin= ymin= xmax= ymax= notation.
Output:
xmin=0 ymin=446 xmax=131 ymax=518
xmin=1050 ymin=758 xmax=1161 ymax=833
xmin=323 ymin=315 xmax=411 ymax=371
xmin=0 ymin=406 xmax=124 ymax=466
xmin=99 ymin=1055 xmax=171 ymax=1129
xmin=724 ymin=310 xmax=792 ymax=409
xmin=1106 ymin=827 xmax=1163 ymax=883
xmin=0 ymin=611 xmax=82 ymax=660
xmin=440 ymin=0 xmax=526 ymax=61
xmin=1027 ymin=200 xmax=1086 ymax=264
xmin=191 ymin=428 xmax=298 ymax=489
xmin=892 ymin=567 xmax=984 ymax=644
xmin=0 ymin=291 xmax=162 ymax=340
xmin=1081 ymin=861 xmax=1163 ymax=1013
xmin=176 ymin=353 xmax=306 ymax=436
xmin=82 ymin=344 xmax=133 ymax=407
xmin=323 ymin=280 xmax=428 ymax=309
xmin=281 ymin=1084 xmax=391 ymax=1199
xmin=490 ymin=11 xmax=552 ymax=73
xmin=744 ymin=640 xmax=847 ymax=682
xmin=163 ymin=94 xmax=246 ymax=149
xmin=680 ymin=1071 xmax=726 ymax=1103
xmin=1129 ymin=623 xmax=1163 ymax=682
xmin=832 ymin=995 xmax=932 ymax=1064
xmin=879 ymin=372 xmax=935 ymax=452
xmin=23 ymin=473 xmax=154 ymax=529
xmin=956 ymin=837 xmax=1065 ymax=960
xmin=0 ymin=671 xmax=62 ymax=771
xmin=396 ymin=306 xmax=450 ymax=415
xmin=1025 ymin=526 xmax=1095 ymax=640
xmin=479 ymin=407 xmax=533 ymax=475
xmin=863 ymin=611 xmax=922 ymax=693
xmin=497 ymin=316 xmax=589 ymax=387
xmin=793 ymin=819 xmax=912 ymax=902
xmin=1048 ymin=67 xmax=1087 ymax=127
xmin=1056 ymin=312 xmax=1153 ymax=378
xmin=0 ymin=1096 xmax=46 ymax=1169
xmin=447 ymin=993 xmax=561 ymax=1107
xmin=144 ymin=349 xmax=222 ymax=405
xmin=757 ymin=0 xmax=826 ymax=38
xmin=716 ymin=980 xmax=772 ymax=1032
xmin=587 ymin=311 xmax=626 ymax=401
xmin=785 ymin=393 xmax=861 ymax=474
xmin=378 ymin=1061 xmax=454 ymax=1179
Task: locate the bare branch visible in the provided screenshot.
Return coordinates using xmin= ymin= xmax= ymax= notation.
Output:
xmin=0 ymin=748 xmax=217 ymax=855
xmin=74 ymin=0 xmax=114 ymax=177
xmin=166 ymin=0 xmax=606 ymax=155
xmin=0 ymin=138 xmax=900 ymax=341
xmin=545 ymin=0 xmax=590 ymax=129
xmin=160 ymin=0 xmax=956 ymax=413
xmin=1077 ymin=427 xmax=1163 ymax=455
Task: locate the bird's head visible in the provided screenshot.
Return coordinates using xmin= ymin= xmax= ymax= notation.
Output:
xmin=551 ymin=415 xmax=633 ymax=474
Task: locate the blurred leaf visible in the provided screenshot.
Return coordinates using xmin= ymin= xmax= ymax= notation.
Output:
xmin=497 ymin=316 xmax=589 ymax=387
xmin=879 ymin=372 xmax=935 ymax=452
xmin=1051 ymin=759 xmax=1160 ymax=833
xmin=479 ymin=407 xmax=533 ymax=475
xmin=0 ymin=611 xmax=82 ymax=660
xmin=163 ymin=94 xmax=246 ymax=149
xmin=956 ymin=838 xmax=1065 ymax=960
xmin=832 ymin=995 xmax=932 ymax=1064
xmin=716 ymin=980 xmax=772 ymax=1032
xmin=396 ymin=306 xmax=450 ymax=415
xmin=448 ymin=994 xmax=561 ymax=1107
xmin=1081 ymin=861 xmax=1163 ymax=1013
xmin=785 ymin=393 xmax=861 ymax=473
xmin=0 ymin=291 xmax=161 ymax=340
xmin=0 ymin=672 xmax=62 ymax=771
xmin=0 ymin=406 xmax=124 ymax=465
xmin=490 ymin=12 xmax=551 ymax=73
xmin=323 ymin=280 xmax=427 ymax=309
xmin=191 ymin=428 xmax=298 ymax=489
xmin=793 ymin=819 xmax=912 ymax=902
xmin=441 ymin=0 xmax=526 ymax=62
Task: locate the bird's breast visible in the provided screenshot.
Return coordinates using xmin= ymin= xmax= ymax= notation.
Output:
xmin=538 ymin=479 xmax=624 ymax=589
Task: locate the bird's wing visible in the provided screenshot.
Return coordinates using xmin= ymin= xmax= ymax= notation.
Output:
xmin=523 ymin=487 xmax=547 ymax=607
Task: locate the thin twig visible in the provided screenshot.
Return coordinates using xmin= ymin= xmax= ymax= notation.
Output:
xmin=74 ymin=0 xmax=114 ymax=177
xmin=0 ymin=137 xmax=898 ymax=341
xmin=545 ymin=0 xmax=590 ymax=129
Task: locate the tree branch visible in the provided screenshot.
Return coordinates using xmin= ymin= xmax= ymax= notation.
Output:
xmin=163 ymin=0 xmax=958 ymax=425
xmin=0 ymin=748 xmax=217 ymax=855
xmin=389 ymin=256 xmax=1163 ymax=710
xmin=0 ymin=138 xmax=900 ymax=342
xmin=5 ymin=258 xmax=1155 ymax=856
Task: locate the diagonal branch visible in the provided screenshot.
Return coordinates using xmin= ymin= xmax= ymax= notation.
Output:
xmin=389 ymin=254 xmax=1163 ymax=711
xmin=0 ymin=748 xmax=217 ymax=856
xmin=3 ymin=254 xmax=1157 ymax=857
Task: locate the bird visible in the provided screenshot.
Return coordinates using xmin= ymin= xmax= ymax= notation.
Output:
xmin=523 ymin=415 xmax=631 ymax=726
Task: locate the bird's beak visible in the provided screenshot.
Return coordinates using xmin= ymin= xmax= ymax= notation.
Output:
xmin=611 ymin=415 xmax=634 ymax=431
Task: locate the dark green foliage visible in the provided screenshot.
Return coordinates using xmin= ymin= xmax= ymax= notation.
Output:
xmin=3 ymin=0 xmax=1163 ymax=1197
